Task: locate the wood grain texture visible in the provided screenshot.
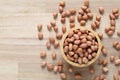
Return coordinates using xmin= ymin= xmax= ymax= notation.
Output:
xmin=0 ymin=0 xmax=120 ymax=80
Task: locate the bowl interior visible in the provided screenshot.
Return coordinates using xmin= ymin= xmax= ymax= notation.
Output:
xmin=60 ymin=27 xmax=101 ymax=67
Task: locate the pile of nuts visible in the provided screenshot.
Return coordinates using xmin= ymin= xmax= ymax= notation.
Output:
xmin=37 ymin=0 xmax=120 ymax=80
xmin=63 ymin=28 xmax=99 ymax=64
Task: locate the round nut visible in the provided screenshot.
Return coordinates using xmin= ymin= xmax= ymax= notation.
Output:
xmin=99 ymin=7 xmax=104 ymax=14
xmin=84 ymin=0 xmax=89 ymax=7
xmin=53 ymin=12 xmax=58 ymax=19
xmin=49 ymin=36 xmax=55 ymax=44
xmin=117 ymin=30 xmax=120 ymax=36
xmin=80 ymin=20 xmax=86 ymax=26
xmin=40 ymin=51 xmax=46 ymax=59
xmin=52 ymin=52 xmax=57 ymax=60
xmin=46 ymin=41 xmax=51 ymax=49
xmin=62 ymin=26 xmax=66 ymax=33
xmin=56 ymin=33 xmax=63 ymax=39
xmin=38 ymin=32 xmax=43 ymax=40
xmin=37 ymin=23 xmax=42 ymax=31
xmin=59 ymin=1 xmax=65 ymax=7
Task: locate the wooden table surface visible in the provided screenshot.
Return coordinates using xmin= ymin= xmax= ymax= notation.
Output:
xmin=0 ymin=0 xmax=120 ymax=80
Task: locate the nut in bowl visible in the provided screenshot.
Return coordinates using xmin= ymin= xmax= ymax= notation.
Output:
xmin=60 ymin=27 xmax=101 ymax=67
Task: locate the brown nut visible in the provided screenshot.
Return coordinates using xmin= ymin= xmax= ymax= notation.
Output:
xmin=100 ymin=74 xmax=106 ymax=80
xmin=113 ymin=41 xmax=119 ymax=47
xmin=58 ymin=60 xmax=63 ymax=66
xmin=47 ymin=23 xmax=52 ymax=31
xmin=47 ymin=64 xmax=54 ymax=71
xmin=62 ymin=26 xmax=66 ymax=33
xmin=116 ymin=44 xmax=120 ymax=50
xmin=99 ymin=7 xmax=104 ymax=14
xmin=96 ymin=15 xmax=101 ymax=21
xmin=102 ymin=67 xmax=109 ymax=73
xmin=46 ymin=41 xmax=51 ymax=49
xmin=66 ymin=10 xmax=71 ymax=17
xmin=113 ymin=73 xmax=119 ymax=80
xmin=94 ymin=20 xmax=100 ymax=28
xmin=50 ymin=20 xmax=56 ymax=27
xmin=84 ymin=0 xmax=89 ymax=7
xmin=82 ymin=15 xmax=88 ymax=21
xmin=56 ymin=33 xmax=63 ymax=39
xmin=102 ymin=47 xmax=107 ymax=56
xmin=117 ymin=30 xmax=120 ymax=36
xmin=80 ymin=20 xmax=86 ymax=26
xmin=40 ymin=51 xmax=46 ymax=59
xmin=74 ymin=73 xmax=81 ymax=80
xmin=70 ymin=23 xmax=75 ymax=28
xmin=110 ymin=20 xmax=116 ymax=26
xmin=41 ymin=61 xmax=47 ymax=68
xmin=87 ymin=13 xmax=93 ymax=19
xmin=53 ymin=66 xmax=58 ymax=73
xmin=61 ymin=18 xmax=66 ymax=23
xmin=82 ymin=57 xmax=88 ymax=64
xmin=49 ymin=36 xmax=55 ymax=44
xmin=52 ymin=52 xmax=57 ymax=60
xmin=54 ymin=40 xmax=59 ymax=48
xmin=53 ymin=12 xmax=58 ymax=19
xmin=91 ymin=22 xmax=96 ymax=30
xmin=68 ymin=66 xmax=73 ymax=73
xmin=78 ymin=9 xmax=84 ymax=15
xmin=58 ymin=66 xmax=63 ymax=73
xmin=77 ymin=14 xmax=82 ymax=22
xmin=38 ymin=32 xmax=43 ymax=40
xmin=89 ymin=66 xmax=95 ymax=74
xmin=102 ymin=59 xmax=108 ymax=66
xmin=81 ymin=6 xmax=87 ymax=11
xmin=69 ymin=16 xmax=75 ymax=23
xmin=37 ymin=23 xmax=42 ymax=31
xmin=98 ymin=32 xmax=103 ymax=40
xmin=60 ymin=73 xmax=67 ymax=79
xmin=112 ymin=8 xmax=119 ymax=14
xmin=118 ymin=68 xmax=120 ymax=75
xmin=59 ymin=6 xmax=64 ymax=13
xmin=109 ymin=13 xmax=115 ymax=20
xmin=107 ymin=30 xmax=114 ymax=36
xmin=61 ymin=11 xmax=66 ymax=18
xmin=69 ymin=8 xmax=76 ymax=15
xmin=114 ymin=59 xmax=120 ymax=66
xmin=110 ymin=55 xmax=115 ymax=62
xmin=53 ymin=26 xmax=58 ymax=32
xmin=114 ymin=13 xmax=119 ymax=19
xmin=59 ymin=1 xmax=65 ymax=7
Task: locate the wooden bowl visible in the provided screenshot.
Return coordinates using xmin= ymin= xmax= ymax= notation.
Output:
xmin=60 ymin=27 xmax=102 ymax=67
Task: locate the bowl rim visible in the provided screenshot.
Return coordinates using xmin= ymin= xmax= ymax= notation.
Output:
xmin=60 ymin=27 xmax=102 ymax=67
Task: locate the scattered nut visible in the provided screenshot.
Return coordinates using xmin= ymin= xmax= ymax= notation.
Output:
xmin=38 ymin=32 xmax=43 ymax=40
xmin=110 ymin=55 xmax=115 ymax=63
xmin=59 ymin=1 xmax=65 ymax=7
xmin=53 ymin=12 xmax=58 ymax=19
xmin=41 ymin=61 xmax=47 ymax=68
xmin=113 ymin=73 xmax=119 ymax=80
xmin=102 ymin=67 xmax=109 ymax=73
xmin=46 ymin=41 xmax=51 ymax=49
xmin=60 ymin=73 xmax=67 ymax=80
xmin=114 ymin=59 xmax=120 ymax=66
xmin=40 ymin=51 xmax=46 ymax=59
xmin=99 ymin=7 xmax=104 ymax=14
xmin=49 ymin=36 xmax=55 ymax=44
xmin=56 ymin=33 xmax=63 ymax=39
xmin=47 ymin=64 xmax=54 ymax=71
xmin=62 ymin=25 xmax=66 ymax=33
xmin=52 ymin=52 xmax=57 ymax=60
xmin=117 ymin=30 xmax=120 ymax=36
xmin=74 ymin=73 xmax=81 ymax=80
xmin=37 ymin=23 xmax=42 ymax=31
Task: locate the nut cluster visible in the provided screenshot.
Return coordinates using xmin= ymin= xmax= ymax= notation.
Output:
xmin=63 ymin=28 xmax=99 ymax=64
